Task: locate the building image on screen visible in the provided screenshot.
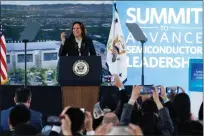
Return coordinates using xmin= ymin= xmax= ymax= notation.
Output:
xmin=1 ymin=1 xmax=112 ymax=86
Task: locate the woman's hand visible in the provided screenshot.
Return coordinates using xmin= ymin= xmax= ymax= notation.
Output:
xmin=61 ymin=114 xmax=72 ymax=135
xmin=159 ymin=85 xmax=168 ymax=102
xmin=61 ymin=32 xmax=66 ymax=45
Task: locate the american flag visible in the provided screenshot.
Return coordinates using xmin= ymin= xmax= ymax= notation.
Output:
xmin=0 ymin=34 xmax=8 ymax=84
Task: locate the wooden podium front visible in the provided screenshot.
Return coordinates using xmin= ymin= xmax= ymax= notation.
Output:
xmin=61 ymin=86 xmax=99 ymax=112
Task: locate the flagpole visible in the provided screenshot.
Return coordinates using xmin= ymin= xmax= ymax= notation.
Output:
xmin=0 ymin=35 xmax=1 ymax=86
xmin=113 ymin=1 xmax=119 ymax=76
xmin=113 ymin=1 xmax=116 ymax=38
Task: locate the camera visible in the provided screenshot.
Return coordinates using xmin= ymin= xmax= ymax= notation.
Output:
xmin=102 ymin=75 xmax=115 ymax=85
xmin=47 ymin=116 xmax=61 ymax=126
xmin=156 ymin=86 xmax=161 ymax=94
xmin=41 ymin=116 xmax=62 ymax=135
xmin=166 ymin=86 xmax=179 ymax=102
xmin=166 ymin=86 xmax=179 ymax=94
xmin=140 ymin=85 xmax=154 ymax=94
xmin=140 ymin=85 xmax=161 ymax=95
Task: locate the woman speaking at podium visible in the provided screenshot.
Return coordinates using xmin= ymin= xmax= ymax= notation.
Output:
xmin=59 ymin=21 xmax=96 ymax=56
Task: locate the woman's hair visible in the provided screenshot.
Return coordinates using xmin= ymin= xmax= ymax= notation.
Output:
xmin=142 ymin=99 xmax=158 ymax=114
xmin=181 ymin=120 xmax=203 ymax=135
xmin=140 ymin=112 xmax=162 ymax=135
xmin=172 ymin=93 xmax=191 ymax=122
xmin=69 ymin=21 xmax=87 ymax=39
xmin=198 ymin=102 xmax=203 ymax=120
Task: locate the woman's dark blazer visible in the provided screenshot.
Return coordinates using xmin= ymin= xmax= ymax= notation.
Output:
xmin=59 ymin=36 xmax=96 ymax=56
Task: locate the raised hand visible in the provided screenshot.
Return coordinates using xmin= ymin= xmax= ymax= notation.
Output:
xmin=129 ymin=85 xmax=142 ymax=102
xmin=178 ymin=86 xmax=185 ymax=93
xmin=152 ymin=87 xmax=163 ymax=110
xmin=159 ymin=85 xmax=168 ymax=101
xmin=95 ymin=123 xmax=113 ymax=135
xmin=60 ymin=106 xmax=70 ymax=116
xmin=85 ymin=111 xmax=93 ymax=131
xmin=128 ymin=123 xmax=143 ymax=135
xmin=61 ymin=114 xmax=72 ymax=135
xmin=61 ymin=32 xmax=66 ymax=45
xmin=113 ymin=74 xmax=124 ymax=89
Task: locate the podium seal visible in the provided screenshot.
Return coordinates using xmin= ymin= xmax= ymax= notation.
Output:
xmin=73 ymin=60 xmax=89 ymax=77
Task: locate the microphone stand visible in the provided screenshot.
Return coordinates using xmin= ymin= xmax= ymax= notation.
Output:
xmin=141 ymin=40 xmax=145 ymax=86
xmin=23 ymin=39 xmax=29 ymax=88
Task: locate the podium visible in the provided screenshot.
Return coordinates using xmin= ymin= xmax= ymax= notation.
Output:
xmin=58 ymin=56 xmax=102 ymax=112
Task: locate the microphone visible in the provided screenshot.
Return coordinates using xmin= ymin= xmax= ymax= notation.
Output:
xmin=75 ymin=41 xmax=81 ymax=56
xmin=78 ymin=47 xmax=81 ymax=56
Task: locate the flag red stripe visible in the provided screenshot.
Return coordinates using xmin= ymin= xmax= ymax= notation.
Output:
xmin=0 ymin=68 xmax=6 ymax=80
xmin=0 ymin=37 xmax=6 ymax=53
xmin=0 ymin=53 xmax=7 ymax=71
xmin=0 ymin=35 xmax=8 ymax=83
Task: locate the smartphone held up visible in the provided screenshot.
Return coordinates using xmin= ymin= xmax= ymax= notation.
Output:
xmin=102 ymin=75 xmax=115 ymax=85
xmin=140 ymin=85 xmax=161 ymax=95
